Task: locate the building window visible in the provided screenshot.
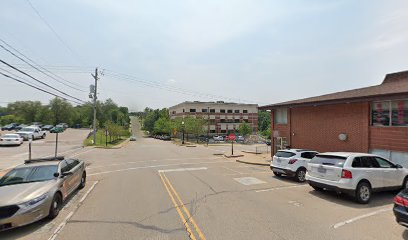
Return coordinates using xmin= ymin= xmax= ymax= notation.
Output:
xmin=210 ymin=130 xmax=216 ymax=133
xmin=220 ymin=109 xmax=225 ymax=113
xmin=372 ymin=100 xmax=408 ymax=126
xmin=392 ymin=100 xmax=408 ymax=126
xmin=234 ymin=110 xmax=240 ymax=113
xmin=227 ymin=109 xmax=233 ymax=113
xmin=243 ymin=110 xmax=248 ymax=113
xmin=220 ymin=130 xmax=226 ymax=133
xmin=190 ymin=109 xmax=196 ymax=113
xmin=202 ymin=108 xmax=208 ymax=113
xmin=234 ymin=119 xmax=240 ymax=123
xmin=220 ymin=119 xmax=225 ymax=123
xmin=210 ymin=109 xmax=215 ymax=113
xmin=172 ymin=111 xmax=176 ymax=114
xmin=275 ymin=108 xmax=288 ymax=124
xmin=183 ymin=109 xmax=185 ymax=113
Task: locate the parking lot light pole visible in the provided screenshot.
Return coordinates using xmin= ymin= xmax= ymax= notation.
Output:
xmin=54 ymin=132 xmax=59 ymax=157
xmin=28 ymin=136 xmax=32 ymax=160
xmin=182 ymin=121 xmax=185 ymax=144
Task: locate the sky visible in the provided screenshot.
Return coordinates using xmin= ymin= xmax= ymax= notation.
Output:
xmin=0 ymin=0 xmax=407 ymax=111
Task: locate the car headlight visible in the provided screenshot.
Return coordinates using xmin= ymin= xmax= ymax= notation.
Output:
xmin=20 ymin=193 xmax=49 ymax=209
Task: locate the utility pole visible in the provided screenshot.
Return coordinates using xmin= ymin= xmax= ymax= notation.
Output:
xmin=91 ymin=68 xmax=99 ymax=145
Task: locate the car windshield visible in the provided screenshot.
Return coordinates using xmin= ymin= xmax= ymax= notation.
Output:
xmin=20 ymin=127 xmax=35 ymax=132
xmin=0 ymin=165 xmax=58 ymax=186
xmin=275 ymin=151 xmax=296 ymax=158
xmin=2 ymin=135 xmax=20 ymax=138
xmin=309 ymin=155 xmax=347 ymax=167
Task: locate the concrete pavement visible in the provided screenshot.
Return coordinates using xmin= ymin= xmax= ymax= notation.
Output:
xmin=2 ymin=117 xmax=407 ymax=240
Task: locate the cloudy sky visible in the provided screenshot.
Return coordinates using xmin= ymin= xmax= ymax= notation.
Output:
xmin=1 ymin=0 xmax=407 ymax=111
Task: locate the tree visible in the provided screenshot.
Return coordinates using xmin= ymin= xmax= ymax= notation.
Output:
xmin=258 ymin=110 xmax=271 ymax=132
xmin=7 ymin=101 xmax=43 ymax=123
xmin=239 ymin=121 xmax=252 ymax=137
xmin=49 ymin=98 xmax=74 ymax=125
xmin=154 ymin=117 xmax=172 ymax=134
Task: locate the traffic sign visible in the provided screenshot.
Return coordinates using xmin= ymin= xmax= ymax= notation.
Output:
xmin=229 ymin=134 xmax=236 ymax=141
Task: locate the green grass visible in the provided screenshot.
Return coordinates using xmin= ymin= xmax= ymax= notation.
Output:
xmin=83 ymin=130 xmax=128 ymax=147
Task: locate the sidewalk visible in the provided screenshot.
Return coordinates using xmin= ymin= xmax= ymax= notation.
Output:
xmin=234 ymin=152 xmax=271 ymax=166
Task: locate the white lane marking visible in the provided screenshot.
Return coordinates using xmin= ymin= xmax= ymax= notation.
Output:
xmin=48 ymin=181 xmax=99 ymax=240
xmin=224 ymin=171 xmax=272 ymax=176
xmin=158 ymin=167 xmax=207 ymax=173
xmin=69 ymin=148 xmax=95 ymax=158
xmin=332 ymin=207 xmax=392 ymax=229
xmin=222 ymin=166 xmax=243 ymax=174
xmin=88 ymin=161 xmax=231 ymax=176
xmin=255 ymin=185 xmax=308 ymax=193
xmin=234 ymin=177 xmax=266 ymax=186
xmin=87 ymin=157 xmax=223 ymax=170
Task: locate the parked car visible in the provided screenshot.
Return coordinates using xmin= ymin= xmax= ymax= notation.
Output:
xmin=271 ymin=149 xmax=318 ymax=182
xmin=161 ymin=135 xmax=171 ymax=141
xmin=265 ymin=140 xmax=271 ymax=146
xmin=198 ymin=135 xmax=208 ymax=142
xmin=213 ymin=135 xmax=223 ymax=141
xmin=0 ymin=156 xmax=86 ymax=231
xmin=393 ymin=189 xmax=408 ymax=227
xmin=50 ymin=126 xmax=64 ymax=133
xmin=0 ymin=134 xmax=24 ymax=146
xmin=1 ymin=123 xmax=18 ymax=131
xmin=237 ymin=136 xmax=245 ymax=142
xmin=41 ymin=125 xmax=54 ymax=131
xmin=16 ymin=126 xmax=46 ymax=140
xmin=58 ymin=123 xmax=69 ymax=129
xmin=15 ymin=124 xmax=28 ymax=131
xmin=30 ymin=122 xmax=43 ymax=128
xmin=130 ymin=136 xmax=137 ymax=141
xmin=306 ymin=152 xmax=408 ymax=204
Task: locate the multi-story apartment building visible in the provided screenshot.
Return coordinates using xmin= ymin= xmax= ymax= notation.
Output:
xmin=169 ymin=101 xmax=258 ymax=135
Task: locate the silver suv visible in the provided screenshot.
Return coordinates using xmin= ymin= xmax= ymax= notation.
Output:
xmin=271 ymin=149 xmax=318 ymax=182
xmin=0 ymin=156 xmax=86 ymax=231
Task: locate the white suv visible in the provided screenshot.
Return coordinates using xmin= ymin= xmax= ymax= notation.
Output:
xmin=271 ymin=149 xmax=318 ymax=182
xmin=306 ymin=152 xmax=408 ymax=204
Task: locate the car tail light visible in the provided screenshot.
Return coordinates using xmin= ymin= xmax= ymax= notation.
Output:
xmin=288 ymin=159 xmax=298 ymax=164
xmin=394 ymin=195 xmax=408 ymax=207
xmin=341 ymin=169 xmax=352 ymax=179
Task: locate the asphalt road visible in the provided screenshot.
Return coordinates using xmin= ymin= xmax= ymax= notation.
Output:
xmin=2 ymin=117 xmax=407 ymax=240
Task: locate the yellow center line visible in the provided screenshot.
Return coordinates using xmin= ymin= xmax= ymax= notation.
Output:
xmin=162 ymin=173 xmax=207 ymax=240
xmin=159 ymin=172 xmax=197 ymax=240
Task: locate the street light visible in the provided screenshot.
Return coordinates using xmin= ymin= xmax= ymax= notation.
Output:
xmin=182 ymin=121 xmax=185 ymax=144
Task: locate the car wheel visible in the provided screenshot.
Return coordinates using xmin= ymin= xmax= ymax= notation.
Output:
xmin=355 ymin=182 xmax=371 ymax=204
xmin=41 ymin=134 xmax=46 ymax=139
xmin=273 ymin=171 xmax=282 ymax=177
xmin=295 ymin=169 xmax=307 ymax=182
xmin=48 ymin=193 xmax=62 ymax=219
xmin=78 ymin=172 xmax=86 ymax=189
xmin=402 ymin=177 xmax=408 ymax=189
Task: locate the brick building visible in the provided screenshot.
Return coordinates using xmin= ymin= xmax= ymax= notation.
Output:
xmin=169 ymin=101 xmax=258 ymax=135
xmin=260 ymin=70 xmax=408 ymax=166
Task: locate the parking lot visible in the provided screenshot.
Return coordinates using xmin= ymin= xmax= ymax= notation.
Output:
xmin=0 ymin=128 xmax=91 ymax=171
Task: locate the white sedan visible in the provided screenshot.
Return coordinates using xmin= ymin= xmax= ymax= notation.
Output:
xmin=0 ymin=134 xmax=24 ymax=146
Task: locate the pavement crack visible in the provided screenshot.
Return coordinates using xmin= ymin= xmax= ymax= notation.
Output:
xmin=67 ymin=219 xmax=184 ymax=234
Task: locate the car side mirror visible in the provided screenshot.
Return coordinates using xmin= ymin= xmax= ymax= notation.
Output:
xmin=61 ymin=171 xmax=73 ymax=177
xmin=395 ymin=164 xmax=403 ymax=169
xmin=53 ymin=172 xmax=60 ymax=178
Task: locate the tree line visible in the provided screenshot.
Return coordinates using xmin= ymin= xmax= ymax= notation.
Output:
xmin=133 ymin=107 xmax=260 ymax=139
xmin=0 ymin=97 xmax=130 ymax=129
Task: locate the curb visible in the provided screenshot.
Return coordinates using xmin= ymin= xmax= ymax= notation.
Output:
xmin=223 ymin=154 xmax=244 ymax=158
xmin=236 ymin=159 xmax=270 ymax=166
xmin=93 ymin=138 xmax=130 ymax=149
xmin=241 ymin=150 xmax=262 ymax=155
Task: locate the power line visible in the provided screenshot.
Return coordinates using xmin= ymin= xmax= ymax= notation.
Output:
xmin=0 ymin=66 xmax=44 ymax=90
xmin=0 ymin=40 xmax=87 ymax=92
xmin=0 ymin=71 xmax=83 ymax=105
xmin=0 ymin=59 xmax=86 ymax=104
xmin=103 ymin=70 xmax=261 ymax=104
xmin=25 ymin=0 xmax=85 ymax=65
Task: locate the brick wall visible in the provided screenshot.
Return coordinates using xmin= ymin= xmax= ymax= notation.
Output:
xmin=370 ymin=127 xmax=408 ymax=152
xmin=281 ymin=102 xmax=370 ymax=152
